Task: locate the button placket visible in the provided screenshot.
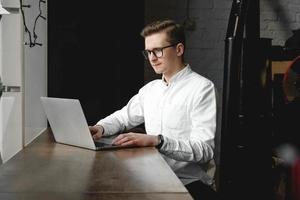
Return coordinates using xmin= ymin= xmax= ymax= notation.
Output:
xmin=160 ymin=84 xmax=172 ymax=133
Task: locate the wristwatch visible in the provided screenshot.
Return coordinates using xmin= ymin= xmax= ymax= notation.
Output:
xmin=156 ymin=134 xmax=164 ymax=149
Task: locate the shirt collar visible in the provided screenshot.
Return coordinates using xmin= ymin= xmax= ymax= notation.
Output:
xmin=162 ymin=64 xmax=191 ymax=86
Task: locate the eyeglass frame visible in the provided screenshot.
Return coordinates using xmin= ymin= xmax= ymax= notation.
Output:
xmin=142 ymin=43 xmax=178 ymax=60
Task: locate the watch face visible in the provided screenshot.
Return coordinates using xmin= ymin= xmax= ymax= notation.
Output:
xmin=156 ymin=134 xmax=164 ymax=149
xmin=158 ymin=134 xmax=162 ymax=142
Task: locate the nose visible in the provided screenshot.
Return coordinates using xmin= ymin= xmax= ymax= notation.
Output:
xmin=148 ymin=52 xmax=157 ymax=61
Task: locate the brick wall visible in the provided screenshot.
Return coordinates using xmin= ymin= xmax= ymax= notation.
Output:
xmin=261 ymin=0 xmax=300 ymax=46
xmin=144 ymin=0 xmax=300 ymax=87
xmin=144 ymin=0 xmax=300 ymax=164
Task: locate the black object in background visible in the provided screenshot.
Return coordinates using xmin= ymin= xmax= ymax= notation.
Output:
xmin=48 ymin=1 xmax=144 ymax=125
xmin=285 ymin=28 xmax=300 ymax=51
xmin=220 ymin=0 xmax=271 ymax=199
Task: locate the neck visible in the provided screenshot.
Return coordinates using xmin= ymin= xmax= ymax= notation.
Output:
xmin=163 ymin=63 xmax=186 ymax=84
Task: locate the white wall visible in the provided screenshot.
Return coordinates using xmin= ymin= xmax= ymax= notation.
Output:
xmin=0 ymin=0 xmax=47 ymax=163
xmin=22 ymin=0 xmax=47 ymax=145
xmin=0 ymin=0 xmax=23 ymax=163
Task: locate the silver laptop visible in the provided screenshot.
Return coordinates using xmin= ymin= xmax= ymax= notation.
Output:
xmin=40 ymin=96 xmax=121 ymax=150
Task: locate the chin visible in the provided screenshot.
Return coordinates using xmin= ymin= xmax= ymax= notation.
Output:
xmin=153 ymin=68 xmax=163 ymax=74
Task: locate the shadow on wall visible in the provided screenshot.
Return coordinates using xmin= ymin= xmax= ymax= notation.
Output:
xmin=265 ymin=0 xmax=292 ymax=33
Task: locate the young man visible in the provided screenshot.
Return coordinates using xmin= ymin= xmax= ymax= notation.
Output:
xmin=89 ymin=19 xmax=218 ymax=200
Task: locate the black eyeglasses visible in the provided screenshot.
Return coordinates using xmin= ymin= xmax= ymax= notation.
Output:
xmin=142 ymin=43 xmax=177 ymax=60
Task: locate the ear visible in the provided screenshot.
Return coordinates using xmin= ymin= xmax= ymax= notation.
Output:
xmin=176 ymin=43 xmax=184 ymax=56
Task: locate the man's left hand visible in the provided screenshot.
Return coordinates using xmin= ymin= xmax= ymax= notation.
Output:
xmin=112 ymin=133 xmax=159 ymax=147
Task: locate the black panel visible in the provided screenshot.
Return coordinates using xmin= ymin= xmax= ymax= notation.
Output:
xmin=220 ymin=0 xmax=272 ymax=199
xmin=48 ymin=1 xmax=145 ymax=125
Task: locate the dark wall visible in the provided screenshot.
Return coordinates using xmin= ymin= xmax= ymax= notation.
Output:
xmin=48 ymin=1 xmax=145 ymax=125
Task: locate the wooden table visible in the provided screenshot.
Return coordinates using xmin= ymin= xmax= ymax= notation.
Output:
xmin=0 ymin=129 xmax=193 ymax=200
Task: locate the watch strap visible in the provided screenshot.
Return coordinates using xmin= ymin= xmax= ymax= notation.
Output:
xmin=155 ymin=134 xmax=164 ymax=149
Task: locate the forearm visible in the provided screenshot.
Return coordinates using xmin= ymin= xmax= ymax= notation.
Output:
xmin=159 ymin=136 xmax=214 ymax=163
xmin=96 ymin=110 xmax=127 ymax=136
xmin=97 ymin=108 xmax=144 ymax=136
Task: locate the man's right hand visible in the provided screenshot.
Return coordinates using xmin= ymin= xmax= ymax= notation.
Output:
xmin=89 ymin=125 xmax=104 ymax=140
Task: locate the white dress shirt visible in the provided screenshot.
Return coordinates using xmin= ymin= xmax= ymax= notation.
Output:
xmin=97 ymin=65 xmax=217 ymax=185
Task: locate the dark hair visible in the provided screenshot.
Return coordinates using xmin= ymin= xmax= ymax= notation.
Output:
xmin=140 ymin=19 xmax=185 ymax=46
